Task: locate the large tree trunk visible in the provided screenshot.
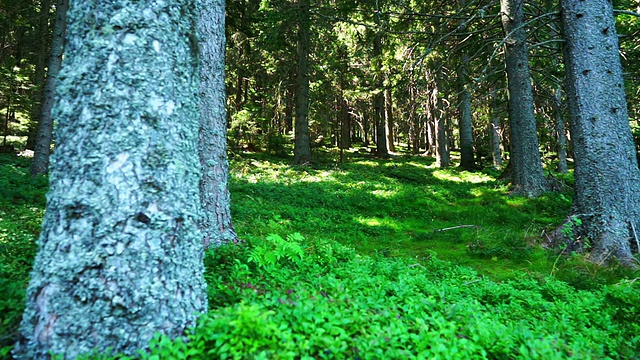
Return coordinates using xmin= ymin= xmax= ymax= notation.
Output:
xmin=198 ymin=0 xmax=238 ymax=248
xmin=15 ymin=0 xmax=208 ymax=357
xmin=500 ymin=0 xmax=547 ymax=197
xmin=29 ymin=0 xmax=68 ymax=176
xmin=458 ymin=53 xmax=475 ymax=170
xmin=293 ymin=0 xmax=312 ymax=165
xmin=560 ymin=0 xmax=640 ymax=266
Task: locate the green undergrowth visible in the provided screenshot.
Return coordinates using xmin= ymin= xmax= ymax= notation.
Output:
xmin=139 ymin=234 xmax=640 ymax=359
xmin=1 ymin=151 xmax=639 ymax=358
xmin=228 ymin=150 xmax=631 ymax=286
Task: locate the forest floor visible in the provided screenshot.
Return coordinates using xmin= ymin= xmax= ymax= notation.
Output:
xmin=2 ymin=150 xmax=640 ymax=358
xmin=228 ymin=148 xmax=636 ymax=287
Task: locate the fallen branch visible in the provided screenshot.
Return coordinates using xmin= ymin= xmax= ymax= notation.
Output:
xmin=434 ymin=225 xmax=479 ymax=232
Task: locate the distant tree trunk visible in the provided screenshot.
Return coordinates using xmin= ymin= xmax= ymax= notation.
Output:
xmin=363 ymin=111 xmax=370 ymax=146
xmin=14 ymin=0 xmax=208 ymax=357
xmin=435 ymin=74 xmax=450 ymax=167
xmin=373 ymin=2 xmax=388 ymax=158
xmin=458 ymin=53 xmax=475 ymax=170
xmin=490 ymin=89 xmax=503 ymax=167
xmin=340 ymin=98 xmax=351 ymax=149
xmin=26 ymin=0 xmax=52 ymax=150
xmin=293 ymin=0 xmax=311 ymax=164
xmin=198 ymin=0 xmax=238 ymax=248
xmin=554 ymin=85 xmax=568 ymax=173
xmin=385 ymin=87 xmax=395 ymax=152
xmin=500 ymin=0 xmax=547 ymax=197
xmin=560 ymin=0 xmax=640 ymax=266
xmin=29 ymin=0 xmax=68 ymax=176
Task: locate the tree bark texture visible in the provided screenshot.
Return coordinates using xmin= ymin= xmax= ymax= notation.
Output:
xmin=293 ymin=0 xmax=312 ymax=164
xmin=29 ymin=0 xmax=68 ymax=176
xmin=561 ymin=0 xmax=640 ymax=265
xmin=457 ymin=53 xmax=475 ymax=170
xmin=15 ymin=0 xmax=208 ymax=357
xmin=501 ymin=0 xmax=547 ymax=197
xmin=198 ymin=0 xmax=238 ymax=248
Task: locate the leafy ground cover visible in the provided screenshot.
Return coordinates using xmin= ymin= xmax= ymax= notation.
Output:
xmin=1 ymin=151 xmax=639 ymax=358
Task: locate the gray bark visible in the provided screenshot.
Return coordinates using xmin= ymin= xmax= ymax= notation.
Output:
xmin=293 ymin=0 xmax=312 ymax=165
xmin=500 ymin=0 xmax=547 ymax=197
xmin=29 ymin=0 xmax=68 ymax=176
xmin=198 ymin=0 xmax=238 ymax=248
xmin=554 ymin=85 xmax=568 ymax=173
xmin=561 ymin=0 xmax=640 ymax=266
xmin=15 ymin=0 xmax=208 ymax=357
xmin=490 ymin=90 xmax=503 ymax=167
xmin=458 ymin=53 xmax=475 ymax=170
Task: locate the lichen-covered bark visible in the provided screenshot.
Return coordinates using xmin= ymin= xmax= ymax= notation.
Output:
xmin=561 ymin=0 xmax=640 ymax=266
xmin=500 ymin=0 xmax=547 ymax=197
xmin=198 ymin=0 xmax=238 ymax=248
xmin=29 ymin=0 xmax=68 ymax=176
xmin=15 ymin=1 xmax=208 ymax=358
xmin=293 ymin=0 xmax=312 ymax=165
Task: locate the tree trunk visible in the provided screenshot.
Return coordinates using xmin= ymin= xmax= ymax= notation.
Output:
xmin=293 ymin=0 xmax=311 ymax=165
xmin=15 ymin=1 xmax=208 ymax=357
xmin=340 ymin=98 xmax=351 ymax=149
xmin=554 ymin=85 xmax=568 ymax=173
xmin=490 ymin=89 xmax=503 ymax=167
xmin=500 ymin=0 xmax=547 ymax=197
xmin=435 ymin=74 xmax=450 ymax=167
xmin=373 ymin=2 xmax=388 ymax=158
xmin=385 ymin=86 xmax=395 ymax=152
xmin=458 ymin=53 xmax=475 ymax=170
xmin=29 ymin=0 xmax=68 ymax=176
xmin=198 ymin=0 xmax=239 ymax=248
xmin=27 ymin=0 xmax=52 ymax=150
xmin=560 ymin=0 xmax=640 ymax=266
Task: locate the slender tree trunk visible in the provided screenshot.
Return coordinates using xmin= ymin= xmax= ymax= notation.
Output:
xmin=373 ymin=1 xmax=388 ymax=158
xmin=385 ymin=86 xmax=395 ymax=152
xmin=554 ymin=85 xmax=568 ymax=173
xmin=198 ymin=0 xmax=238 ymax=248
xmin=490 ymin=89 xmax=503 ymax=167
xmin=29 ymin=0 xmax=68 ymax=176
xmin=340 ymin=97 xmax=351 ymax=149
xmin=458 ymin=53 xmax=475 ymax=170
xmin=500 ymin=0 xmax=547 ymax=196
xmin=15 ymin=0 xmax=207 ymax=357
xmin=435 ymin=74 xmax=450 ymax=167
xmin=27 ymin=0 xmax=52 ymax=150
xmin=293 ymin=0 xmax=311 ymax=164
xmin=560 ymin=0 xmax=640 ymax=266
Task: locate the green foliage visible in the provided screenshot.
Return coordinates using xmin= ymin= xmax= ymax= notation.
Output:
xmin=0 ymin=154 xmax=47 ymax=357
xmin=142 ymin=234 xmax=640 ymax=359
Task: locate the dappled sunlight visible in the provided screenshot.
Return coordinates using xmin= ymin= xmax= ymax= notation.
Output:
xmin=433 ymin=169 xmax=494 ymax=183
